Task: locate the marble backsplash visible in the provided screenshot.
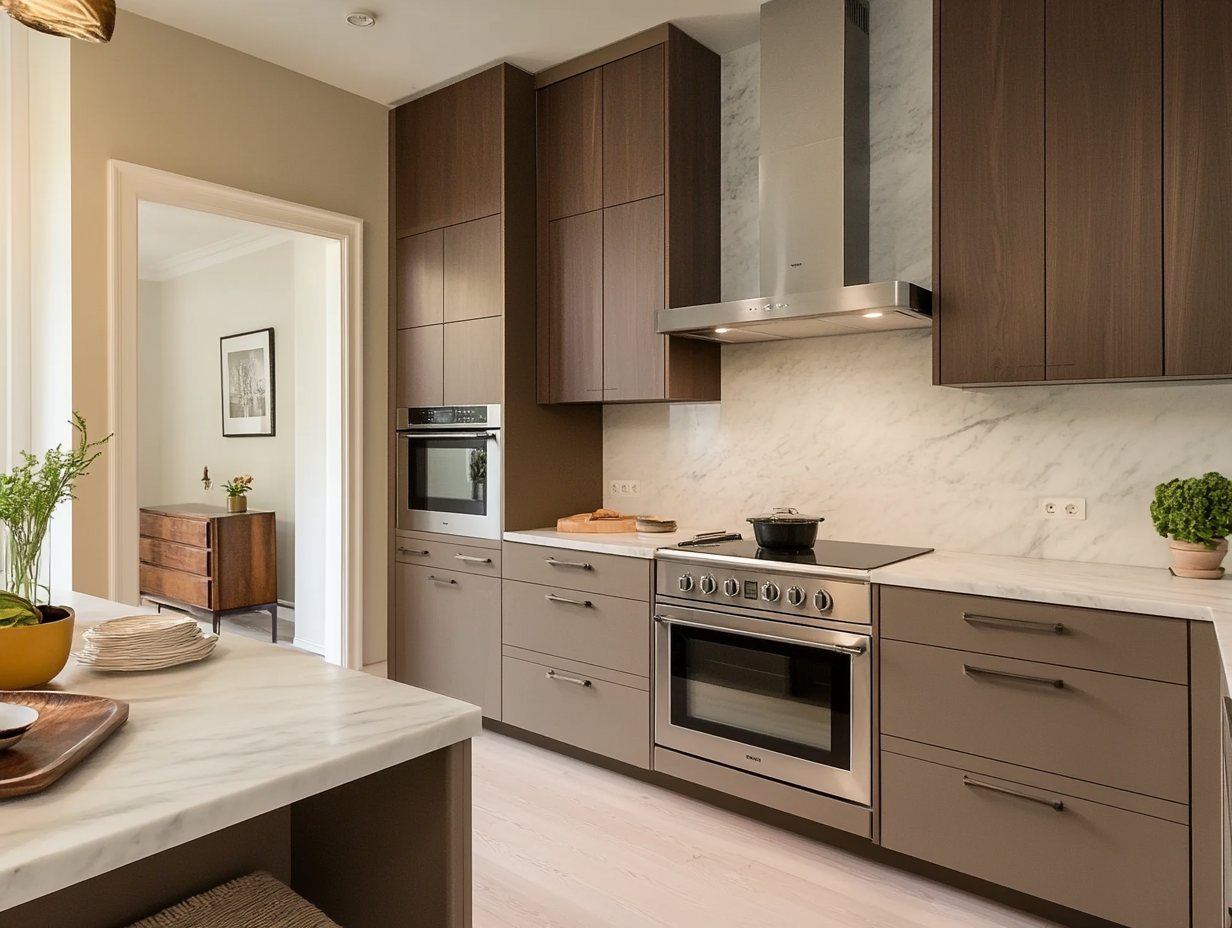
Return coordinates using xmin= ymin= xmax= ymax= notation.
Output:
xmin=603 ymin=0 xmax=1232 ymax=569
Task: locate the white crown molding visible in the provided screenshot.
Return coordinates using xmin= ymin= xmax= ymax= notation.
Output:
xmin=139 ymin=227 xmax=295 ymax=282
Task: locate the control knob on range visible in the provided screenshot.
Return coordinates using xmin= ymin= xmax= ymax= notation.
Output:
xmin=699 ymin=574 xmax=718 ymax=595
xmin=815 ymin=589 xmax=834 ymax=612
xmin=678 ymin=574 xmax=694 ymax=593
xmin=786 ymin=585 xmax=806 ymax=607
xmin=761 ymin=581 xmax=781 ymax=603
xmin=723 ymin=577 xmax=741 ymax=597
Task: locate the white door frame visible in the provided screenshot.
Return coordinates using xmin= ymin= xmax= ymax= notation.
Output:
xmin=107 ymin=160 xmax=365 ymax=669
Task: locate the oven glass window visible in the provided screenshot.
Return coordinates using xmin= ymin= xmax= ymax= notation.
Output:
xmin=407 ymin=436 xmax=489 ymax=516
xmin=669 ymin=624 xmax=851 ymax=769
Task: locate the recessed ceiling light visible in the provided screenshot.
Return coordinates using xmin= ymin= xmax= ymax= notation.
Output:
xmin=346 ymin=11 xmax=376 ymax=27
xmin=863 ymin=311 xmax=884 ymax=318
xmin=715 ymin=328 xmax=730 ymax=334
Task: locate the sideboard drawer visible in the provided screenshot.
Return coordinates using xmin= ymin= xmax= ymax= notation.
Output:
xmin=881 ymin=639 xmax=1189 ymax=802
xmin=139 ymin=537 xmax=210 ymax=577
xmin=881 ymin=750 xmax=1189 ymax=928
xmin=139 ymin=564 xmax=211 ymax=609
xmin=139 ymin=512 xmax=210 ymax=549
xmin=880 ymin=586 xmax=1188 ymax=684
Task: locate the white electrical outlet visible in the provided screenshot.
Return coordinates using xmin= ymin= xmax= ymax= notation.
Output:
xmin=609 ymin=480 xmax=640 ymax=496
xmin=608 ymin=480 xmax=622 ymax=497
xmin=1039 ymin=497 xmax=1086 ymax=520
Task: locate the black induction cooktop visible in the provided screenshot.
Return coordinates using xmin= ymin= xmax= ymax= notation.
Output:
xmin=669 ymin=537 xmax=933 ymax=571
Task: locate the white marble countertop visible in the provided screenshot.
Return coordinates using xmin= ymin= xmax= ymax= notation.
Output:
xmin=0 ymin=592 xmax=480 ymax=913
xmin=503 ymin=526 xmax=725 ymax=559
xmin=871 ymin=550 xmax=1232 ymax=681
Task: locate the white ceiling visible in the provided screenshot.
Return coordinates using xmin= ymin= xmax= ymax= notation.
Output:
xmin=138 ymin=201 xmax=293 ymax=282
xmin=114 ymin=0 xmax=763 ymax=105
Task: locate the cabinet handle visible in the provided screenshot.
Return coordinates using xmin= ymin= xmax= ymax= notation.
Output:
xmin=545 ymin=557 xmax=593 ymax=571
xmin=546 ymin=594 xmax=593 ymax=608
xmin=428 ymin=575 xmax=457 ymax=585
xmin=963 ymin=612 xmax=1065 ymax=634
xmin=963 ymin=664 xmax=1065 ymax=689
xmin=398 ymin=547 xmax=430 ymax=556
xmin=963 ymin=776 xmax=1065 ymax=812
xmin=454 ymin=554 xmax=492 ymax=564
xmin=546 ymin=670 xmax=592 ymax=688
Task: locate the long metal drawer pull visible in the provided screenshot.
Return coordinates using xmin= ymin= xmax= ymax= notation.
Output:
xmin=963 ymin=664 xmax=1065 ymax=689
xmin=397 ymin=547 xmax=430 ymax=556
xmin=654 ymin=615 xmax=866 ymax=656
xmin=963 ymin=612 xmax=1065 ymax=634
xmin=454 ymin=554 xmax=493 ymax=564
xmin=427 ymin=575 xmax=457 ymax=585
xmin=546 ymin=594 xmax=593 ymax=608
xmin=545 ymin=557 xmax=593 ymax=571
xmin=963 ymin=776 xmax=1065 ymax=811
xmin=546 ymin=670 xmax=592 ymax=688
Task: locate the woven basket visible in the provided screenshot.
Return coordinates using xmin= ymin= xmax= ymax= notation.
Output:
xmin=124 ymin=871 xmax=340 ymax=928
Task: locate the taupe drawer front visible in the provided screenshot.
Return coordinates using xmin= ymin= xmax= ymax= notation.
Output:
xmin=503 ymin=542 xmax=651 ymax=601
xmin=139 ymin=564 xmax=210 ymax=609
xmin=139 ymin=512 xmax=210 ymax=549
xmin=139 ymin=537 xmax=210 ymax=577
xmin=395 ymin=537 xmax=502 ymax=577
xmin=502 ymin=579 xmax=650 ymax=677
xmin=881 ymin=751 xmax=1189 ymax=928
xmin=881 ymin=639 xmax=1189 ymax=802
xmin=880 ymin=586 xmax=1188 ymax=684
xmin=502 ymin=654 xmax=650 ymax=768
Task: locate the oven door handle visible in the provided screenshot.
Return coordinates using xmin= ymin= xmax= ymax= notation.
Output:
xmin=400 ymin=430 xmax=498 ymax=440
xmin=653 ymin=614 xmax=867 ymax=656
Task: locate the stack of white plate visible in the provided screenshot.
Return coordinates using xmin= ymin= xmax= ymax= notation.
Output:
xmin=0 ymin=702 xmax=39 ymax=751
xmin=75 ymin=614 xmax=218 ymax=672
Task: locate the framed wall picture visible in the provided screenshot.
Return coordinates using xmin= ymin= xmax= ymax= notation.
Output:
xmin=220 ymin=327 xmax=276 ymax=437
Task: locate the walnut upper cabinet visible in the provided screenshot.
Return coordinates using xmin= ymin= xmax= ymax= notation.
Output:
xmin=537 ymin=26 xmax=721 ymax=405
xmin=936 ymin=0 xmax=1232 ymax=386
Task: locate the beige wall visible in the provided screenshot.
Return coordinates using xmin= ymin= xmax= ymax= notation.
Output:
xmin=70 ymin=11 xmax=391 ymax=663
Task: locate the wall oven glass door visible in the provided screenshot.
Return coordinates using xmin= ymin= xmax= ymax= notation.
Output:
xmin=397 ymin=430 xmax=501 ymax=538
xmin=654 ymin=605 xmax=871 ymax=805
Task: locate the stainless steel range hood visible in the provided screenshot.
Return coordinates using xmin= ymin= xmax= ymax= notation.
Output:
xmin=656 ymin=0 xmax=932 ymax=345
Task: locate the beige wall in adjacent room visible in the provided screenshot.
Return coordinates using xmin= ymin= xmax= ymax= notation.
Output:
xmin=70 ymin=11 xmax=391 ymax=663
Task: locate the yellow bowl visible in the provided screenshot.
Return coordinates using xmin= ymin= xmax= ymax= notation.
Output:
xmin=0 ymin=608 xmax=75 ymax=690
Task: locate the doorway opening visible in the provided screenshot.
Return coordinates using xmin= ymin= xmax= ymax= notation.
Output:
xmin=109 ymin=162 xmax=365 ymax=668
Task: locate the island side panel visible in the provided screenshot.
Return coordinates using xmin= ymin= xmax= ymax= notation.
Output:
xmin=1192 ymin=621 xmax=1224 ymax=928
xmin=290 ymin=740 xmax=472 ymax=928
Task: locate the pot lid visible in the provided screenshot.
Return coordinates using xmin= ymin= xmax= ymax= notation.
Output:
xmin=746 ymin=507 xmax=825 ymax=524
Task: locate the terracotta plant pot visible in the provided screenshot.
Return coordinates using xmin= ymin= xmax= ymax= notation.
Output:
xmin=1169 ymin=538 xmax=1229 ymax=579
xmin=0 ymin=607 xmax=76 ymax=690
xmin=228 ymin=495 xmax=247 ymax=513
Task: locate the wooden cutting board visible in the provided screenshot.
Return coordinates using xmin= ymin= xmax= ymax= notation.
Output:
xmin=557 ymin=513 xmax=639 ymax=534
xmin=0 ymin=691 xmax=129 ymax=798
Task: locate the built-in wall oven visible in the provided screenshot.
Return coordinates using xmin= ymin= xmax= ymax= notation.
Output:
xmin=396 ymin=405 xmax=501 ymax=539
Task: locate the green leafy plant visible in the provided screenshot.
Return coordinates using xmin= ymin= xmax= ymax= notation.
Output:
xmin=0 ymin=591 xmax=41 ymax=629
xmin=469 ymin=449 xmax=487 ymax=483
xmin=0 ymin=413 xmax=109 ymax=604
xmin=1150 ymin=472 xmax=1232 ymax=549
xmin=223 ymin=475 xmax=254 ymax=498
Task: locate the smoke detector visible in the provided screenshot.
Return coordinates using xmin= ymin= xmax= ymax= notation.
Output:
xmin=346 ymin=11 xmax=376 ymax=27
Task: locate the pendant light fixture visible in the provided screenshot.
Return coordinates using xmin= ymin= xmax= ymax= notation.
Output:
xmin=1 ymin=0 xmax=116 ymax=43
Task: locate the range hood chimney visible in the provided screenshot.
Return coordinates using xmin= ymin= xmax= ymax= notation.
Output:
xmin=656 ymin=0 xmax=931 ymax=344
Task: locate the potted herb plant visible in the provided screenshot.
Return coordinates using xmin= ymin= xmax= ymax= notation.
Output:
xmin=1150 ymin=471 xmax=1232 ymax=579
xmin=469 ymin=450 xmax=487 ymax=502
xmin=0 ymin=413 xmax=109 ymax=689
xmin=224 ymin=475 xmax=254 ymax=512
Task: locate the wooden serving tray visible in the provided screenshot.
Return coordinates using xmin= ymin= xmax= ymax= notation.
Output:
xmin=557 ymin=513 xmax=639 ymax=534
xmin=0 ymin=691 xmax=129 ymax=798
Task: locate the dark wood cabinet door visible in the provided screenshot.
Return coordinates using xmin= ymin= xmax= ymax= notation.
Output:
xmin=935 ymin=0 xmax=1045 ymax=385
xmin=396 ymin=325 xmax=444 ymax=407
xmin=603 ymin=197 xmax=665 ymax=401
xmin=443 ymin=214 xmax=503 ymax=322
xmin=395 ymin=67 xmax=502 ymax=237
xmin=1164 ymin=0 xmax=1232 ymax=376
xmin=395 ymin=230 xmax=443 ymax=329
xmin=548 ymin=211 xmax=604 ymax=403
xmin=603 ymin=45 xmax=665 ymax=208
xmin=541 ymin=69 xmax=603 ymax=221
xmin=1045 ymin=0 xmax=1163 ymax=380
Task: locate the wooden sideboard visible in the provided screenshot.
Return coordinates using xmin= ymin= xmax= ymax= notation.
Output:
xmin=138 ymin=504 xmax=279 ymax=641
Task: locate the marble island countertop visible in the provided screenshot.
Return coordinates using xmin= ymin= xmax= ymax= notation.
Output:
xmin=0 ymin=592 xmax=480 ymax=914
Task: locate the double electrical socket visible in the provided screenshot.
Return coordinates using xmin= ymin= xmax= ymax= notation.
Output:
xmin=609 ymin=479 xmax=640 ymax=497
xmin=1039 ymin=497 xmax=1086 ymax=520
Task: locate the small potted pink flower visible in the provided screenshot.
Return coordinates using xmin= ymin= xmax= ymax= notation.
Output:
xmin=223 ymin=475 xmax=254 ymax=513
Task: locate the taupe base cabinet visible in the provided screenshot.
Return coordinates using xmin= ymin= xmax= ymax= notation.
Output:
xmin=500 ymin=542 xmax=653 ymax=768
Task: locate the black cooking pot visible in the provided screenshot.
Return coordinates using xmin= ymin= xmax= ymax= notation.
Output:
xmin=746 ymin=508 xmax=824 ymax=548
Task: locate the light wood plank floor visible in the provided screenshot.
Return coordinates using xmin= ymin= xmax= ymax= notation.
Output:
xmin=473 ymin=732 xmax=1061 ymax=928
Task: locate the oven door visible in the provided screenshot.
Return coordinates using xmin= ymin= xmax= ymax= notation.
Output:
xmin=396 ymin=429 xmax=501 ymax=538
xmin=654 ymin=604 xmax=871 ymax=805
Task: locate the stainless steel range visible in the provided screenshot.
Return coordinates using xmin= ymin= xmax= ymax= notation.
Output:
xmin=654 ymin=537 xmax=932 ymax=808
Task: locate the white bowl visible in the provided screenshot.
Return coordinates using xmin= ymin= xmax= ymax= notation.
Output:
xmin=0 ymin=702 xmax=39 ymax=738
